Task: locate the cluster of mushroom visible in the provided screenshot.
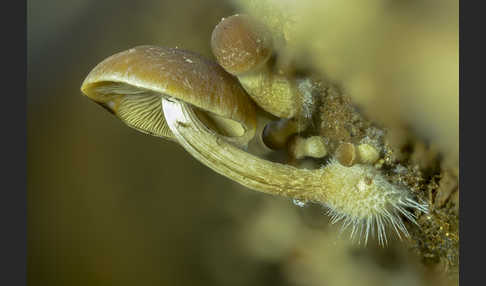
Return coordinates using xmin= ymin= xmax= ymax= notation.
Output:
xmin=81 ymin=14 xmax=427 ymax=245
xmin=82 ymin=14 xmax=328 ymax=162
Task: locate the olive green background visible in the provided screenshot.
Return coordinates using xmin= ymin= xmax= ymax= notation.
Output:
xmin=28 ymin=1 xmax=252 ymax=285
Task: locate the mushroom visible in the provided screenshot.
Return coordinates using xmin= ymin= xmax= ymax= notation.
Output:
xmin=335 ymin=142 xmax=357 ymax=167
xmin=288 ymin=135 xmax=328 ymax=160
xmin=81 ymin=45 xmax=257 ymax=147
xmin=356 ymin=143 xmax=380 ymax=164
xmin=334 ymin=142 xmax=381 ymax=167
xmin=81 ymin=45 xmax=427 ymax=245
xmin=211 ymin=14 xmax=300 ymax=119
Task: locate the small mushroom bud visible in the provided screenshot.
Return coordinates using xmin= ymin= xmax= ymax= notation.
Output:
xmin=357 ymin=143 xmax=380 ymax=164
xmin=335 ymin=142 xmax=357 ymax=167
xmin=211 ymin=14 xmax=298 ymax=119
xmin=81 ymin=45 xmax=257 ymax=146
xmin=289 ymin=136 xmax=328 ymax=160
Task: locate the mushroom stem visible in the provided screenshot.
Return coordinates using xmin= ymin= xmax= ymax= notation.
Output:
xmin=162 ymin=98 xmax=428 ymax=244
xmin=162 ymin=98 xmax=322 ymax=200
xmin=237 ymin=64 xmax=298 ymax=119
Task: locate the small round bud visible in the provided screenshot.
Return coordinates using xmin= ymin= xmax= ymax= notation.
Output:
xmin=357 ymin=143 xmax=380 ymax=164
xmin=335 ymin=142 xmax=357 ymax=167
xmin=289 ymin=136 xmax=328 ymax=160
xmin=211 ymin=14 xmax=273 ymax=75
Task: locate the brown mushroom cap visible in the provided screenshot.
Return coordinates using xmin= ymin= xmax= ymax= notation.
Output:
xmin=211 ymin=14 xmax=273 ymax=75
xmin=81 ymin=45 xmax=257 ymax=139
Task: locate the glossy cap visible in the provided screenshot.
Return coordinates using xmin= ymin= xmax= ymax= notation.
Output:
xmin=81 ymin=45 xmax=257 ymax=139
xmin=211 ymin=14 xmax=273 ymax=75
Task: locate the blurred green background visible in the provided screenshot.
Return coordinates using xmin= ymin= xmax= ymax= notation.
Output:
xmin=28 ymin=1 xmax=249 ymax=285
xmin=27 ymin=1 xmax=457 ymax=285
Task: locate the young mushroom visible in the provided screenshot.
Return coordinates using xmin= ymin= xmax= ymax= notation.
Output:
xmin=335 ymin=142 xmax=357 ymax=167
xmin=288 ymin=135 xmax=328 ymax=160
xmin=357 ymin=143 xmax=380 ymax=164
xmin=335 ymin=142 xmax=381 ymax=167
xmin=211 ymin=14 xmax=300 ymax=119
xmin=81 ymin=45 xmax=257 ymax=147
